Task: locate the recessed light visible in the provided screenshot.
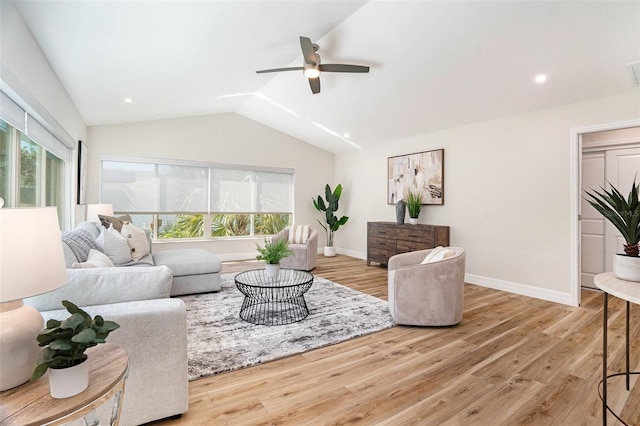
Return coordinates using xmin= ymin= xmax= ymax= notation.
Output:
xmin=535 ymin=74 xmax=547 ymax=84
xmin=124 ymin=98 xmax=133 ymax=103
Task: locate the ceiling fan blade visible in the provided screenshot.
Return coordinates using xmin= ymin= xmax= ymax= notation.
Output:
xmin=300 ymin=36 xmax=317 ymax=66
xmin=308 ymin=77 xmax=320 ymax=94
xmin=319 ymin=64 xmax=370 ymax=73
xmin=256 ymin=67 xmax=303 ymax=74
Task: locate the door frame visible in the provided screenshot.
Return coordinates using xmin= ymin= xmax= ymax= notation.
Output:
xmin=570 ymin=118 xmax=640 ymax=305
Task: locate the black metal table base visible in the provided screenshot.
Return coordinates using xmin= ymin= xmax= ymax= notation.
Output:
xmin=239 ymin=296 xmax=309 ymax=326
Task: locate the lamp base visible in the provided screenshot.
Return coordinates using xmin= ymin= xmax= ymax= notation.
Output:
xmin=0 ymin=300 xmax=44 ymax=391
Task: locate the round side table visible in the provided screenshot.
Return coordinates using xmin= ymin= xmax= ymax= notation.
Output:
xmin=594 ymin=272 xmax=640 ymax=426
xmin=0 ymin=343 xmax=128 ymax=426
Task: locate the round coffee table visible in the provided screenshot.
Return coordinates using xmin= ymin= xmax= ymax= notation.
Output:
xmin=235 ymin=269 xmax=314 ymax=326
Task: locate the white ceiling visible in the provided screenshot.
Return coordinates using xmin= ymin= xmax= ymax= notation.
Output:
xmin=12 ymin=1 xmax=640 ymax=154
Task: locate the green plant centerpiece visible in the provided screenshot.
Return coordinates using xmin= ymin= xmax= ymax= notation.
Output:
xmin=312 ymin=184 xmax=349 ymax=256
xmin=405 ymin=189 xmax=423 ymax=221
xmin=255 ymin=238 xmax=293 ymax=264
xmin=584 ymin=179 xmax=640 ymax=282
xmin=32 ymin=300 xmax=120 ymax=381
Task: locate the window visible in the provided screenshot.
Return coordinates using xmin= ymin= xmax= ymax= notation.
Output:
xmin=101 ymin=158 xmax=293 ymax=240
xmin=0 ymin=119 xmax=65 ymax=222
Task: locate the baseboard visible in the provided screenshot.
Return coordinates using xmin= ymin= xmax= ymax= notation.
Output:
xmin=336 ymin=247 xmax=366 ymax=260
xmin=465 ymin=273 xmax=576 ymax=306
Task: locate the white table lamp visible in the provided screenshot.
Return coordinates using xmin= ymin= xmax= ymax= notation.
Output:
xmin=86 ymin=203 xmax=114 ymax=224
xmin=0 ymin=207 xmax=68 ymax=391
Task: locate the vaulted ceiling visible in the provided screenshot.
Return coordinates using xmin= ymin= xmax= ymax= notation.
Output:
xmin=12 ymin=1 xmax=640 ymax=153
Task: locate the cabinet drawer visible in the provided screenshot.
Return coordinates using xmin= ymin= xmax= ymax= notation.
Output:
xmin=368 ymin=236 xmax=395 ymax=250
xmin=397 ymin=240 xmax=434 ymax=253
xmin=368 ymin=224 xmax=397 ymax=239
xmin=368 ymin=247 xmax=395 ymax=264
xmin=397 ymin=227 xmax=433 ymax=241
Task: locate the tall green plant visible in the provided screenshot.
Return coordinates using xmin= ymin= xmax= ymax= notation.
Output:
xmin=584 ymin=179 xmax=640 ymax=256
xmin=312 ymin=184 xmax=349 ymax=247
xmin=405 ymin=189 xmax=423 ymax=219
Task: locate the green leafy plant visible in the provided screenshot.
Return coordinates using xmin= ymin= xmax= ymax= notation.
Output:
xmin=32 ymin=300 xmax=120 ymax=381
xmin=584 ymin=179 xmax=640 ymax=256
xmin=255 ymin=238 xmax=293 ymax=264
xmin=405 ymin=189 xmax=423 ymax=219
xmin=312 ymin=184 xmax=349 ymax=247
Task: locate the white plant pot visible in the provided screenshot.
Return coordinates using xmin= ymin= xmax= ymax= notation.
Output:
xmin=409 ymin=218 xmax=419 ymax=225
xmin=324 ymin=246 xmax=336 ymax=257
xmin=612 ymin=254 xmax=640 ymax=282
xmin=264 ymin=263 xmax=280 ymax=278
xmin=48 ymin=358 xmax=89 ymax=398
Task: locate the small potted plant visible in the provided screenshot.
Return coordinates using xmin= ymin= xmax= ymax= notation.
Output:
xmin=312 ymin=184 xmax=349 ymax=257
xmin=256 ymin=238 xmax=293 ymax=278
xmin=32 ymin=300 xmax=120 ymax=398
xmin=405 ymin=189 xmax=423 ymax=225
xmin=584 ymin=179 xmax=640 ymax=282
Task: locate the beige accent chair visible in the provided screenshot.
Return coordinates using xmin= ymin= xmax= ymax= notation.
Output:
xmin=388 ymin=247 xmax=466 ymax=326
xmin=271 ymin=226 xmax=318 ymax=271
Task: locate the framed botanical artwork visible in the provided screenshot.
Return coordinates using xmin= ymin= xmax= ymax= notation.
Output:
xmin=387 ymin=149 xmax=444 ymax=205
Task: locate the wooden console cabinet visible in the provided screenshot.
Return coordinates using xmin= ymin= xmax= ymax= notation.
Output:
xmin=367 ymin=222 xmax=450 ymax=266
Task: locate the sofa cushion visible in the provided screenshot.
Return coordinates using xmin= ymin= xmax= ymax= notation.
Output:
xmin=120 ymin=222 xmax=150 ymax=261
xmin=153 ymin=249 xmax=221 ymax=277
xmin=24 ymin=265 xmax=173 ymax=311
xmin=72 ymin=249 xmax=115 ymax=268
xmin=420 ymin=246 xmax=455 ymax=264
xmin=288 ymin=224 xmax=310 ymax=244
xmin=61 ymin=229 xmax=100 ymax=263
xmin=98 ymin=214 xmax=133 ymax=232
xmin=96 ymin=224 xmax=132 ymax=265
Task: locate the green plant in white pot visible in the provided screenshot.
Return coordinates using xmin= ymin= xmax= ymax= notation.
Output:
xmin=312 ymin=184 xmax=349 ymax=257
xmin=405 ymin=189 xmax=423 ymax=225
xmin=32 ymin=300 xmax=120 ymax=398
xmin=256 ymin=238 xmax=293 ymax=278
xmin=584 ymin=179 xmax=640 ymax=282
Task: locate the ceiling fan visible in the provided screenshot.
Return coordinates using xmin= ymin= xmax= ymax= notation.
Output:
xmin=256 ymin=36 xmax=369 ymax=94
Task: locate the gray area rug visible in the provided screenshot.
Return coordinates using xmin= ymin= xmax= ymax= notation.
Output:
xmin=179 ymin=272 xmax=396 ymax=381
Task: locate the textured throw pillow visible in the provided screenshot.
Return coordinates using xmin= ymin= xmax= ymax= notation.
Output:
xmin=98 ymin=214 xmax=133 ymax=232
xmin=420 ymin=246 xmax=455 ymax=264
xmin=288 ymin=225 xmax=310 ymax=244
xmin=60 ymin=229 xmax=100 ymax=262
xmin=95 ymin=224 xmax=132 ymax=265
xmin=120 ymin=222 xmax=150 ymax=261
xmin=72 ymin=249 xmax=115 ymax=268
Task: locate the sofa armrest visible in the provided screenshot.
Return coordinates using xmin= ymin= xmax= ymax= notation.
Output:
xmin=40 ymin=299 xmax=189 ymax=425
xmin=388 ymin=249 xmax=433 ymax=271
xmin=25 ymin=265 xmax=173 ymax=312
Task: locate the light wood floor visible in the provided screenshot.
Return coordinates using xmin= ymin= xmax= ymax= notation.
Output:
xmin=153 ymin=255 xmax=640 ymax=425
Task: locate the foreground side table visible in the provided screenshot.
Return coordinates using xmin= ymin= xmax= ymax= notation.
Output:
xmin=0 ymin=343 xmax=128 ymax=426
xmin=594 ymin=272 xmax=640 ymax=426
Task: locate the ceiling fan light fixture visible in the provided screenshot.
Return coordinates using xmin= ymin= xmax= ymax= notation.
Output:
xmin=304 ymin=67 xmax=320 ymax=79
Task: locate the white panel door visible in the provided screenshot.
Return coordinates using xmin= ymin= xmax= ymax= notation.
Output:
xmin=581 ymin=152 xmax=605 ymax=289
xmin=604 ymin=147 xmax=640 ymax=270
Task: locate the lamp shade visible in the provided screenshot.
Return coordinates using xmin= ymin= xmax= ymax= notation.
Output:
xmin=0 ymin=207 xmax=67 ymax=302
xmin=86 ymin=203 xmax=114 ymax=223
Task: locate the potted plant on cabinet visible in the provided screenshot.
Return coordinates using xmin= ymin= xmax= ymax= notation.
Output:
xmin=405 ymin=189 xmax=423 ymax=225
xmin=313 ymin=184 xmax=349 ymax=257
xmin=584 ymin=179 xmax=640 ymax=282
xmin=31 ymin=300 xmax=120 ymax=398
xmin=256 ymin=238 xmax=293 ymax=278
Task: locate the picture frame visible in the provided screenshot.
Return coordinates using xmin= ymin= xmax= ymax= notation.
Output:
xmin=387 ymin=149 xmax=444 ymax=205
xmin=77 ymin=140 xmax=87 ymax=205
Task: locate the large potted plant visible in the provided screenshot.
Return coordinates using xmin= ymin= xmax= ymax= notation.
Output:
xmin=584 ymin=179 xmax=640 ymax=282
xmin=32 ymin=300 xmax=120 ymax=398
xmin=405 ymin=189 xmax=423 ymax=225
xmin=313 ymin=184 xmax=349 ymax=257
xmin=256 ymin=238 xmax=293 ymax=278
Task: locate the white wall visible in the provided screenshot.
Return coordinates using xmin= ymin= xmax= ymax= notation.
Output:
xmin=86 ymin=113 xmax=334 ymax=260
xmin=334 ymin=90 xmax=640 ymax=305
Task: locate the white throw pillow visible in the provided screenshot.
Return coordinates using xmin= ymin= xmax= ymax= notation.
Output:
xmin=120 ymin=222 xmax=150 ymax=261
xmin=421 ymin=246 xmax=455 ymax=264
xmin=95 ymin=224 xmax=132 ymax=265
xmin=72 ymin=249 xmax=115 ymax=269
xmin=288 ymin=225 xmax=310 ymax=244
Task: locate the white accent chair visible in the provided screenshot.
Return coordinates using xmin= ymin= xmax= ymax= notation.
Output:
xmin=388 ymin=247 xmax=466 ymax=326
xmin=271 ymin=226 xmax=318 ymax=271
